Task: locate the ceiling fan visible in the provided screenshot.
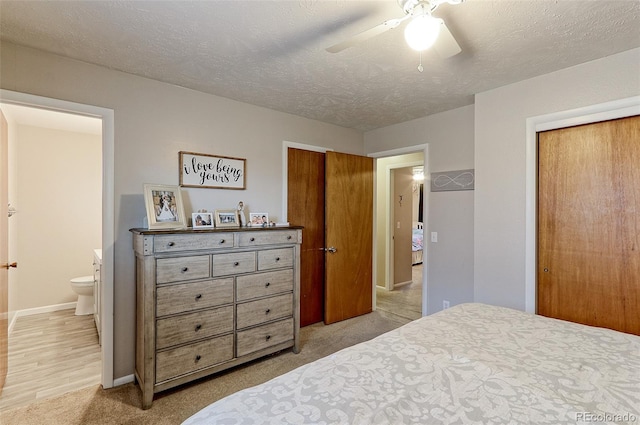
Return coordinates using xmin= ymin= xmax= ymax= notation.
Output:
xmin=326 ymin=0 xmax=464 ymax=58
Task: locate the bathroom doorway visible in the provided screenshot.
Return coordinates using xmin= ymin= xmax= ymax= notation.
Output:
xmin=0 ymin=93 xmax=114 ymax=409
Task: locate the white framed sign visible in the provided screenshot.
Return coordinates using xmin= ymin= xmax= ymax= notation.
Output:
xmin=179 ymin=151 xmax=246 ymax=189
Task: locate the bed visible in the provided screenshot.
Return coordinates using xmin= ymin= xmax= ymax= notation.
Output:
xmin=412 ymin=221 xmax=423 ymax=265
xmin=182 ymin=303 xmax=640 ymax=425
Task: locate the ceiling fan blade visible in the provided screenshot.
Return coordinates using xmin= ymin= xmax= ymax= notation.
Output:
xmin=326 ymin=16 xmax=408 ymax=53
xmin=433 ymin=20 xmax=461 ymax=58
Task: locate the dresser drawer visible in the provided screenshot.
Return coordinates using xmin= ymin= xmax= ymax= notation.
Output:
xmin=155 ymin=334 xmax=234 ymax=383
xmin=156 ymin=278 xmax=233 ymax=317
xmin=236 ymin=293 xmax=293 ymax=330
xmin=257 ymin=248 xmax=293 ymax=271
xmin=237 ymin=318 xmax=294 ymax=357
xmin=156 ymin=305 xmax=233 ymax=349
xmin=154 ymin=233 xmax=234 ymax=253
xmin=238 ymin=230 xmax=298 ymax=247
xmin=236 ymin=269 xmax=293 ymax=301
xmin=156 ymin=256 xmax=210 ymax=284
xmin=211 ymin=251 xmax=255 ymax=277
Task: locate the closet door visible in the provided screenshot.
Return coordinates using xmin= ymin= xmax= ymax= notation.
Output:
xmin=287 ymin=148 xmax=325 ymax=326
xmin=537 ymin=115 xmax=640 ymax=335
xmin=324 ymin=151 xmax=373 ymax=324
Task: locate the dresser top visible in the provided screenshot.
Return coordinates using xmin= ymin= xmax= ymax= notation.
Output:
xmin=130 ymin=225 xmax=303 ymax=235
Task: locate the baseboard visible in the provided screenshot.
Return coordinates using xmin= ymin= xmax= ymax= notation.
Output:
xmin=393 ymin=280 xmax=413 ymax=288
xmin=113 ymin=374 xmax=135 ymax=387
xmin=9 ymin=302 xmax=77 ymax=335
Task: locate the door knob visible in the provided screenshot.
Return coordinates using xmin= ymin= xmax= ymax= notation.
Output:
xmin=324 ymin=247 xmax=337 ymax=253
xmin=2 ymin=262 xmax=17 ymax=269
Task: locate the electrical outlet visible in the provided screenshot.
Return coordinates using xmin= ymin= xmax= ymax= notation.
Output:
xmin=443 ymin=300 xmax=450 ymax=310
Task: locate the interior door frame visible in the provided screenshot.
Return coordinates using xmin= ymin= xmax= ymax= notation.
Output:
xmin=385 ymin=160 xmax=423 ymax=291
xmin=0 ymin=89 xmax=115 ymax=388
xmin=369 ymin=144 xmax=429 ymax=316
xmin=524 ymin=95 xmax=640 ymax=313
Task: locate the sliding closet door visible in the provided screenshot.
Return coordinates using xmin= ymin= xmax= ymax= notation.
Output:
xmin=324 ymin=151 xmax=373 ymax=324
xmin=0 ymin=110 xmax=9 ymax=392
xmin=537 ymin=115 xmax=640 ymax=335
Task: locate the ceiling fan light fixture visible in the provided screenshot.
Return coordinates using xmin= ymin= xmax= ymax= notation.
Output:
xmin=404 ymin=14 xmax=442 ymax=51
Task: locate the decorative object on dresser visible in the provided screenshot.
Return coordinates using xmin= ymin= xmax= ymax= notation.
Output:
xmin=130 ymin=226 xmax=302 ymax=409
xmin=179 ymin=151 xmax=246 ymax=190
xmin=143 ymin=183 xmax=187 ymax=230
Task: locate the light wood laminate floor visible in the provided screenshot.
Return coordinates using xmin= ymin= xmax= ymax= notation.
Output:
xmin=0 ymin=309 xmax=101 ymax=411
xmin=376 ymin=265 xmax=423 ymax=321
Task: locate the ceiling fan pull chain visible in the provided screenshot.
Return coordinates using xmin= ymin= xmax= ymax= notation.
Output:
xmin=417 ymin=52 xmax=424 ymax=73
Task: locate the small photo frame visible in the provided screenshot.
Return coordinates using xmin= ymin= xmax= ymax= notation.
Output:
xmin=144 ymin=184 xmax=187 ymax=230
xmin=192 ymin=212 xmax=214 ymax=229
xmin=215 ymin=209 xmax=239 ymax=228
xmin=249 ymin=213 xmax=269 ymax=226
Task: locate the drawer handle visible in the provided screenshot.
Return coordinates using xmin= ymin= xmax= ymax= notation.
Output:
xmin=275 ymin=257 xmax=280 ymax=262
xmin=195 ymin=294 xmax=202 ymax=300
xmin=195 ymin=324 xmax=202 ymax=332
xmin=219 ymin=239 xmax=225 ymax=244
xmin=265 ymin=335 xmax=271 ymax=341
xmin=265 ymin=282 xmax=271 ymax=288
xmin=233 ymin=262 xmax=239 ymax=266
xmin=265 ymin=309 xmax=271 ymax=314
xmin=181 ymin=267 xmax=189 ymax=273
xmin=195 ymin=354 xmax=202 ymax=362
xmin=287 ymin=236 xmax=292 ymax=240
xmin=250 ymin=237 xmax=255 ymax=242
xmin=168 ymin=242 xmax=175 ymax=247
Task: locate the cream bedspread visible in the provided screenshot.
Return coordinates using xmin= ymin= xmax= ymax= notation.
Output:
xmin=182 ymin=303 xmax=640 ymax=425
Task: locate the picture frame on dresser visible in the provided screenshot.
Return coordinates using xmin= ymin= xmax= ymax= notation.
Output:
xmin=192 ymin=212 xmax=214 ymax=229
xmin=249 ymin=212 xmax=269 ymax=226
xmin=143 ymin=183 xmax=187 ymax=230
xmin=214 ymin=209 xmax=239 ymax=227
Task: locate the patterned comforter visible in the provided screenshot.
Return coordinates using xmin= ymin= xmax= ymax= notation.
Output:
xmin=182 ymin=303 xmax=640 ymax=425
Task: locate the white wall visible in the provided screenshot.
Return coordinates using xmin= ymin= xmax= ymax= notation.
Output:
xmin=366 ymin=105 xmax=475 ymax=313
xmin=0 ymin=41 xmax=364 ymax=380
xmin=474 ymin=48 xmax=640 ymax=310
xmin=14 ymin=125 xmax=101 ymax=310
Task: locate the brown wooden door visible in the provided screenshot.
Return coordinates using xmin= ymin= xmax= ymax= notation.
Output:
xmin=324 ymin=151 xmax=373 ymax=324
xmin=0 ymin=109 xmax=9 ymax=392
xmin=287 ymin=148 xmax=325 ymax=326
xmin=537 ymin=115 xmax=640 ymax=335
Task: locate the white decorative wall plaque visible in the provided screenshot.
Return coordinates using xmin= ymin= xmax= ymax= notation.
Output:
xmin=431 ymin=169 xmax=474 ymax=192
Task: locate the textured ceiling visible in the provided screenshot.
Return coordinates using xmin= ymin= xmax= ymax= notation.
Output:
xmin=1 ymin=0 xmax=639 ymax=132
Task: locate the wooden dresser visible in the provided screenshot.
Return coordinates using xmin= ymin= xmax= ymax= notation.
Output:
xmin=130 ymin=226 xmax=302 ymax=409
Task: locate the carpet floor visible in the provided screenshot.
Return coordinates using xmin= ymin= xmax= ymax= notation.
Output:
xmin=0 ymin=310 xmax=409 ymax=425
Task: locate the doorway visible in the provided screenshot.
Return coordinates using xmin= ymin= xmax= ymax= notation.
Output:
xmin=0 ymin=90 xmax=115 ymax=399
xmin=0 ymin=103 xmax=102 ymax=409
xmin=374 ymin=153 xmax=425 ymax=321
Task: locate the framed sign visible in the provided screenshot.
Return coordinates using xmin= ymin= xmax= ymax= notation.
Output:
xmin=143 ymin=184 xmax=187 ymax=230
xmin=179 ymin=151 xmax=246 ymax=189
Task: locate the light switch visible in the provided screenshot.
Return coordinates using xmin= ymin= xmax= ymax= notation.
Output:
xmin=431 ymin=232 xmax=438 ymax=243
xmin=397 ymin=222 xmax=401 ymax=229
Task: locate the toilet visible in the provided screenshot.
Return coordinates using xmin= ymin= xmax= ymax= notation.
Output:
xmin=70 ymin=275 xmax=94 ymax=315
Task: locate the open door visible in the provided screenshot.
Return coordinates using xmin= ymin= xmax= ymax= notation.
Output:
xmin=324 ymin=151 xmax=373 ymax=324
xmin=0 ymin=109 xmax=9 ymax=393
